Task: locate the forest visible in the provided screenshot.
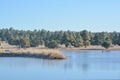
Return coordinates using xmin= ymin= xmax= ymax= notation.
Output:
xmin=0 ymin=28 xmax=120 ymax=49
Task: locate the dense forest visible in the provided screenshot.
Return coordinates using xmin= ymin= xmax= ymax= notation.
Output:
xmin=0 ymin=28 xmax=120 ymax=49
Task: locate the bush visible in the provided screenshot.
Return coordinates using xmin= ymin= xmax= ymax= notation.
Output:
xmin=102 ymin=37 xmax=112 ymax=49
xmin=102 ymin=41 xmax=111 ymax=49
xmin=47 ymin=40 xmax=59 ymax=48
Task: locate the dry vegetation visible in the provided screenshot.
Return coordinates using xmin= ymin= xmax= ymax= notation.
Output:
xmin=10 ymin=48 xmax=59 ymax=54
xmin=0 ymin=48 xmax=66 ymax=59
xmin=0 ymin=42 xmax=66 ymax=59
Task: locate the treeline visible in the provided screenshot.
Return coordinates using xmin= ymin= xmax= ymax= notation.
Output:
xmin=0 ymin=28 xmax=120 ymax=48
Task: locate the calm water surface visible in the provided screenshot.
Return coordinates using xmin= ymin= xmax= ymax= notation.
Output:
xmin=0 ymin=50 xmax=120 ymax=80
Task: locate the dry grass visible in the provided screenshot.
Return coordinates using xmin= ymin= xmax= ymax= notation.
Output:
xmin=0 ymin=49 xmax=3 ymax=53
xmin=0 ymin=42 xmax=66 ymax=59
xmin=0 ymin=48 xmax=67 ymax=59
xmin=0 ymin=48 xmax=60 ymax=55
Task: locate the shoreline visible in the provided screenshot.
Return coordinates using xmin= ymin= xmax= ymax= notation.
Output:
xmin=0 ymin=46 xmax=120 ymax=59
xmin=0 ymin=52 xmax=66 ymax=59
xmin=60 ymin=46 xmax=120 ymax=51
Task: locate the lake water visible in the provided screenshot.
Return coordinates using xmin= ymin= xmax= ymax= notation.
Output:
xmin=0 ymin=50 xmax=120 ymax=80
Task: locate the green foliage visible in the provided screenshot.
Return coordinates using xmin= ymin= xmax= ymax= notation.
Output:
xmin=84 ymin=40 xmax=90 ymax=47
xmin=1 ymin=28 xmax=120 ymax=48
xmin=81 ymin=30 xmax=90 ymax=41
xmin=102 ymin=42 xmax=110 ymax=49
xmin=116 ymin=34 xmax=120 ymax=46
xmin=102 ymin=37 xmax=112 ymax=49
xmin=47 ymin=40 xmax=59 ymax=48
xmin=8 ymin=38 xmax=20 ymax=46
xmin=30 ymin=38 xmax=44 ymax=47
xmin=74 ymin=33 xmax=83 ymax=47
xmin=8 ymin=37 xmax=30 ymax=48
xmin=19 ymin=38 xmax=30 ymax=48
xmin=65 ymin=42 xmax=71 ymax=47
xmin=61 ymin=31 xmax=76 ymax=47
xmin=81 ymin=30 xmax=90 ymax=47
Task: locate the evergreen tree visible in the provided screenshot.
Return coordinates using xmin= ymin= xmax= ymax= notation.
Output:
xmin=47 ymin=40 xmax=59 ymax=48
xmin=19 ymin=38 xmax=30 ymax=48
xmin=74 ymin=33 xmax=83 ymax=47
xmin=0 ymin=28 xmax=120 ymax=49
xmin=81 ymin=30 xmax=90 ymax=47
xmin=102 ymin=37 xmax=112 ymax=49
xmin=116 ymin=34 xmax=120 ymax=46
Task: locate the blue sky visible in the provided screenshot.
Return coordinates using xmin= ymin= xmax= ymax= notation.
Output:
xmin=0 ymin=0 xmax=120 ymax=32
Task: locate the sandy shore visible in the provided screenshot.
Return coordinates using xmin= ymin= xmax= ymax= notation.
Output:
xmin=0 ymin=45 xmax=120 ymax=59
xmin=60 ymin=46 xmax=120 ymax=51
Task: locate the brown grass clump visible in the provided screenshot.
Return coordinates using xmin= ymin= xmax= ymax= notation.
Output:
xmin=0 ymin=48 xmax=66 ymax=59
xmin=48 ymin=53 xmax=66 ymax=59
xmin=0 ymin=48 xmax=59 ymax=54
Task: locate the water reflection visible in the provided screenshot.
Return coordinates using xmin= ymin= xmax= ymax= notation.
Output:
xmin=62 ymin=50 xmax=120 ymax=71
xmin=0 ymin=50 xmax=120 ymax=80
xmin=1 ymin=50 xmax=120 ymax=71
xmin=0 ymin=57 xmax=63 ymax=68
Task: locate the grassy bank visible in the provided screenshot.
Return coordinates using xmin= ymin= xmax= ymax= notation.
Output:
xmin=0 ymin=48 xmax=66 ymax=59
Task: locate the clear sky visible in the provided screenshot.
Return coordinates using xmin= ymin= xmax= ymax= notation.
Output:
xmin=0 ymin=0 xmax=120 ymax=32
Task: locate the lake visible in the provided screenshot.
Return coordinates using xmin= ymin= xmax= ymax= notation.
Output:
xmin=0 ymin=50 xmax=120 ymax=80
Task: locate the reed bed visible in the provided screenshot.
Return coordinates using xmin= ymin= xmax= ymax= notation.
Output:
xmin=0 ymin=48 xmax=66 ymax=59
xmin=0 ymin=48 xmax=59 ymax=54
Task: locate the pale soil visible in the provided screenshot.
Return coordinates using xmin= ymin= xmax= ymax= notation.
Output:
xmin=60 ymin=46 xmax=120 ymax=51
